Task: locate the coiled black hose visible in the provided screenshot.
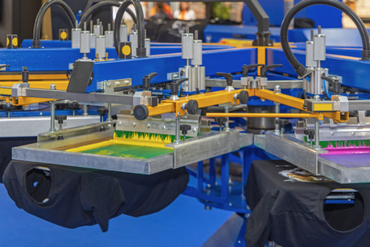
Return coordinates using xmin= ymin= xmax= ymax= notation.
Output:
xmin=114 ymin=0 xmax=146 ymax=57
xmin=280 ymin=0 xmax=370 ymax=78
xmin=78 ymin=1 xmax=137 ymax=29
xmin=33 ymin=0 xmax=76 ymax=48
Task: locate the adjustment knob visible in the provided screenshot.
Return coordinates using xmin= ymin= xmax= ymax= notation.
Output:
xmin=304 ymin=129 xmax=315 ymax=140
xmin=260 ymin=64 xmax=283 ymax=77
xmin=133 ymin=104 xmax=149 ymax=120
xmin=97 ymin=107 xmax=108 ymax=117
xmin=55 ymin=115 xmax=67 ymax=124
xmin=186 ymin=100 xmax=198 ymax=115
xmin=238 ymin=91 xmax=249 ymax=104
xmin=142 ymin=72 xmax=157 ymax=91
xmin=216 ymin=72 xmax=233 ymax=86
xmin=68 ymin=101 xmax=80 ymax=110
xmin=180 ymin=125 xmax=191 ymax=135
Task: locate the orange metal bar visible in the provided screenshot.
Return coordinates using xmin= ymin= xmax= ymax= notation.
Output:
xmin=0 ymin=74 xmax=68 ymax=81
xmin=0 ymin=80 xmax=69 ymax=90
xmin=148 ymin=89 xmax=254 ymax=117
xmin=206 ymin=113 xmax=324 ymax=120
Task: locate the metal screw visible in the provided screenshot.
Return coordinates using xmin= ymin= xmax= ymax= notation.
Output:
xmin=177 ymin=112 xmax=180 ymax=117
xmin=162 ymin=126 xmax=166 ymax=130
xmin=132 ymin=123 xmax=136 ymax=127
xmin=314 ymin=95 xmax=320 ymax=101
xmin=233 ymin=93 xmax=238 ymax=100
xmin=49 ymin=84 xmax=56 ymax=90
xmin=106 ymin=81 xmax=111 ymax=88
xmin=123 ymin=80 xmax=130 ymax=85
xmin=147 ymin=124 xmax=151 ymax=129
xmin=40 ymin=112 xmax=42 ymax=116
xmin=181 ymin=103 xmax=187 ymax=111
xmin=193 ymin=127 xmax=197 ymax=132
xmin=274 ymin=85 xmax=281 ymax=94
xmin=114 ymin=81 xmax=120 ymax=87
xmin=229 ymin=203 xmax=232 ymax=206
xmin=352 ymin=132 xmax=355 ymax=135
xmin=118 ymin=121 xmax=122 ymax=126
xmin=331 ymin=132 xmax=334 ymax=136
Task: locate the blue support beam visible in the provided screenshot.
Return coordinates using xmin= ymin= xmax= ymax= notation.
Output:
xmin=89 ymin=48 xmax=257 ymax=92
xmin=266 ymin=48 xmax=370 ymax=91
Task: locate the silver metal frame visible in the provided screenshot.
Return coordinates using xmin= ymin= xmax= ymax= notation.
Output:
xmin=258 ymin=132 xmax=370 ymax=184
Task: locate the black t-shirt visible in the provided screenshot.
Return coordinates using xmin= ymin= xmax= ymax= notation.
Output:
xmin=245 ymin=160 xmax=370 ymax=247
xmin=4 ymin=160 xmax=189 ymax=232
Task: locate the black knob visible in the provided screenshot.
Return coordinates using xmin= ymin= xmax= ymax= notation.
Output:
xmin=171 ymin=78 xmax=188 ymax=95
xmin=186 ymin=100 xmax=198 ymax=115
xmin=215 ymin=117 xmax=227 ymax=126
xmin=238 ymin=91 xmax=249 ymax=104
xmin=304 ymin=129 xmax=315 ymax=140
xmin=143 ymin=72 xmax=157 ymax=91
xmin=0 ymin=65 xmax=10 ymax=70
xmin=242 ymin=64 xmax=264 ymax=77
xmin=321 ymin=76 xmax=341 ymax=95
xmin=260 ymin=64 xmax=283 ymax=77
xmin=22 ymin=67 xmax=29 ymax=83
xmin=133 ymin=104 xmax=149 ymax=120
xmin=68 ymin=101 xmax=80 ymax=110
xmin=216 ymin=72 xmax=233 ymax=86
xmin=180 ymin=125 xmax=191 ymax=135
xmin=55 ymin=115 xmax=67 ymax=124
xmin=97 ymin=107 xmax=108 ymax=117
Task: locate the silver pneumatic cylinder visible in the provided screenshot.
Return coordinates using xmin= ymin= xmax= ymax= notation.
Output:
xmin=191 ymin=39 xmax=205 ymax=91
xmin=71 ymin=28 xmax=81 ymax=48
xmin=181 ymin=33 xmax=193 ymax=60
xmin=105 ymin=23 xmax=114 ymax=48
xmin=120 ymin=25 xmax=127 ymax=42
xmin=80 ymin=30 xmax=90 ymax=58
xmin=129 ymin=30 xmax=138 ymax=57
xmin=96 ymin=35 xmax=106 ymax=60
xmin=180 ymin=33 xmax=194 ymax=92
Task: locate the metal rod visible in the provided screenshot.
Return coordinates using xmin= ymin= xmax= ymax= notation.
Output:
xmin=315 ymin=118 xmax=320 ymax=148
xmin=225 ymin=107 xmax=230 ymax=132
xmin=275 ymin=102 xmax=280 ymax=134
xmin=83 ymin=104 xmax=88 ymax=116
xmin=221 ymin=154 xmax=229 ymax=201
xmin=206 ymin=113 xmax=322 ymax=118
xmin=175 ymin=117 xmax=180 ymax=143
xmin=108 ymin=103 xmax=112 ymax=122
xmin=49 ymin=101 xmax=56 ymax=133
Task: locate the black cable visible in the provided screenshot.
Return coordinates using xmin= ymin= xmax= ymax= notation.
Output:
xmin=33 ymin=0 xmax=76 ymax=48
xmin=280 ymin=0 xmax=370 ymax=78
xmin=79 ymin=1 xmax=137 ymax=29
xmin=114 ymin=0 xmax=146 ymax=57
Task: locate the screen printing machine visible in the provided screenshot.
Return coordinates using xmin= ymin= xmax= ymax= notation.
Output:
xmin=2 ymin=0 xmax=370 ymax=246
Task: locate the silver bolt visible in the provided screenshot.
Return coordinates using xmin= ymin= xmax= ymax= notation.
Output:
xmin=177 ymin=112 xmax=180 ymax=117
xmin=118 ymin=121 xmax=122 ymax=126
xmin=181 ymin=103 xmax=187 ymax=111
xmin=193 ymin=127 xmax=197 ymax=132
xmin=352 ymin=132 xmax=355 ymax=135
xmin=233 ymin=93 xmax=238 ymax=100
xmin=49 ymin=84 xmax=56 ymax=90
xmin=314 ymin=95 xmax=320 ymax=101
xmin=106 ymin=81 xmax=111 ymax=88
xmin=124 ymin=80 xmax=130 ymax=85
xmin=132 ymin=123 xmax=136 ymax=127
xmin=274 ymin=85 xmax=281 ymax=94
xmin=229 ymin=203 xmax=232 ymax=206
xmin=238 ymin=241 xmax=241 ymax=244
xmin=114 ymin=81 xmax=120 ymax=86
xmin=162 ymin=126 xmax=166 ymax=130
xmin=147 ymin=124 xmax=150 ymax=129
xmin=331 ymin=132 xmax=334 ymax=136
